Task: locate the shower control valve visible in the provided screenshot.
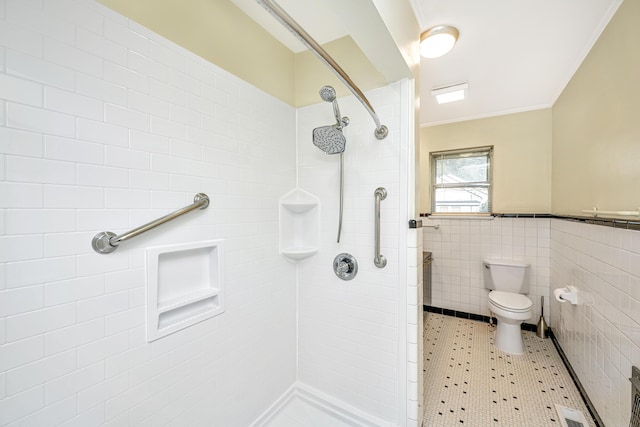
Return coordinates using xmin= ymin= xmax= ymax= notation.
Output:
xmin=333 ymin=253 xmax=358 ymax=281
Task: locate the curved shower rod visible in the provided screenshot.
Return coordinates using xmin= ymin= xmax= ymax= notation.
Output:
xmin=257 ymin=0 xmax=388 ymax=140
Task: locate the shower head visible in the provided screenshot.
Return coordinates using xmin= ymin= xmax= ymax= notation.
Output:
xmin=312 ymin=125 xmax=346 ymax=155
xmin=319 ymin=85 xmax=336 ymax=102
xmin=319 ymin=85 xmax=343 ymax=126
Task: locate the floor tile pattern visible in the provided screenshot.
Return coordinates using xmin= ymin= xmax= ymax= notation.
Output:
xmin=423 ymin=313 xmax=596 ymax=427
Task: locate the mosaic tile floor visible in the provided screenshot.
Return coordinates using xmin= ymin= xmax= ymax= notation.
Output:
xmin=423 ymin=313 xmax=596 ymax=427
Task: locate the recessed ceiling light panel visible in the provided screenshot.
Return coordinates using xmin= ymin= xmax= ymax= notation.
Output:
xmin=431 ymin=82 xmax=468 ymax=104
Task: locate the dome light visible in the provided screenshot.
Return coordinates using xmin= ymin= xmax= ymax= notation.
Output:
xmin=420 ymin=25 xmax=459 ymax=58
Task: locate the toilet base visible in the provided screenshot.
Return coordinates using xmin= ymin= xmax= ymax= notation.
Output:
xmin=493 ymin=318 xmax=525 ymax=355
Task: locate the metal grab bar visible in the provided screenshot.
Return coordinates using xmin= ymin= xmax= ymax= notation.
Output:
xmin=374 ymin=187 xmax=387 ymax=268
xmin=256 ymin=0 xmax=388 ymax=140
xmin=91 ymin=193 xmax=210 ymax=254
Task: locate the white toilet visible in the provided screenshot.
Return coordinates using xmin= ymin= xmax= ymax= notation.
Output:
xmin=483 ymin=259 xmax=533 ymax=355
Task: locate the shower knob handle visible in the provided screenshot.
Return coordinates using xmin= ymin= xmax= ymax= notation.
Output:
xmin=336 ymin=261 xmax=350 ymax=274
xmin=333 ymin=253 xmax=358 ymax=281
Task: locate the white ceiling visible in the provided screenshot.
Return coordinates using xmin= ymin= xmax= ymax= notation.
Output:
xmin=412 ymin=0 xmax=622 ymax=126
xmin=233 ymin=0 xmax=622 ymax=127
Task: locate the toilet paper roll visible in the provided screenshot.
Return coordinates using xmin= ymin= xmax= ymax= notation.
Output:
xmin=553 ymin=286 xmax=578 ymax=304
xmin=554 ymin=287 xmax=567 ymax=302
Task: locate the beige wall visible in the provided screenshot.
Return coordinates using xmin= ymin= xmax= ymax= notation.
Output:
xmin=420 ymin=109 xmax=552 ymax=214
xmin=419 ymin=0 xmax=638 ymax=217
xmin=552 ymin=0 xmax=640 ymax=216
xmin=97 ymin=1 xmax=401 ymax=109
xmin=98 ymin=0 xmax=297 ymax=105
xmin=294 ymin=36 xmax=386 ymax=107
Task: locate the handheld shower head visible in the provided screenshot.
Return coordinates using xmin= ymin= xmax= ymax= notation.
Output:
xmin=313 ymin=85 xmax=348 ymax=155
xmin=319 ymin=85 xmax=344 ymax=126
xmin=319 ymin=85 xmax=336 ymax=102
xmin=315 ymin=85 xmax=347 ymax=243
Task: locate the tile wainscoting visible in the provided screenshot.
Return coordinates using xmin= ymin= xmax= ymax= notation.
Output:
xmin=551 ymin=219 xmax=640 ymax=427
xmin=423 ymin=215 xmax=640 ymax=426
xmin=422 ymin=216 xmax=551 ymax=325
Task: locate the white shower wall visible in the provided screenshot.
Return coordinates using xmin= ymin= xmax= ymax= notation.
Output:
xmin=0 ymin=1 xmax=298 ymax=425
xmin=296 ymin=84 xmax=404 ymax=422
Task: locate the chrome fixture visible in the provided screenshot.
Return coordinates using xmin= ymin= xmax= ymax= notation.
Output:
xmin=536 ymin=296 xmax=548 ymax=339
xmin=581 ymin=206 xmax=640 ymax=217
xmin=91 ymin=193 xmax=210 ymax=254
xmin=312 ymin=125 xmax=346 ymax=155
xmin=333 ymin=253 xmax=358 ymax=281
xmin=313 ymin=85 xmax=349 ymax=243
xmin=374 ymin=187 xmax=387 ymax=268
xmin=420 ymin=25 xmax=459 ymax=58
xmin=423 ymin=251 xmax=433 ymax=306
xmin=256 ymin=0 xmax=388 ymax=140
xmin=319 ymin=85 xmax=347 ymax=126
xmin=312 ymin=88 xmax=348 ymax=155
xmin=337 ymin=152 xmax=344 ymax=243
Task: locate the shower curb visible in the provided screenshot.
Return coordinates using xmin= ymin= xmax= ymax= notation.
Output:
xmin=249 ymin=382 xmax=395 ymax=427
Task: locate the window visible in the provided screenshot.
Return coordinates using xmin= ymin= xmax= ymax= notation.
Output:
xmin=430 ymin=146 xmax=492 ymax=214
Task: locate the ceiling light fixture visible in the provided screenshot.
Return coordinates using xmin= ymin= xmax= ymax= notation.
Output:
xmin=420 ymin=25 xmax=459 ymax=58
xmin=431 ymin=82 xmax=468 ymax=104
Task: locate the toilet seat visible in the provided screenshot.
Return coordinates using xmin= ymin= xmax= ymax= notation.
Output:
xmin=489 ymin=291 xmax=532 ymax=313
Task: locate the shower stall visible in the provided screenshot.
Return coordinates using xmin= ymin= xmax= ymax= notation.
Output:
xmin=0 ymin=0 xmax=419 ymax=426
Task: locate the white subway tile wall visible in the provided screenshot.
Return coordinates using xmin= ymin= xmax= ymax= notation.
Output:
xmin=0 ymin=1 xmax=298 ymax=425
xmin=422 ymin=217 xmax=551 ymax=324
xmin=551 ymin=219 xmax=640 ymax=427
xmin=296 ymin=85 xmax=404 ymax=422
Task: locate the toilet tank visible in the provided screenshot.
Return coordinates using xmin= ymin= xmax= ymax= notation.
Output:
xmin=483 ymin=259 xmax=529 ymax=293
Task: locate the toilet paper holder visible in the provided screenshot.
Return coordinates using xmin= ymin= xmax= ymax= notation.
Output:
xmin=554 ymin=286 xmax=579 ymax=305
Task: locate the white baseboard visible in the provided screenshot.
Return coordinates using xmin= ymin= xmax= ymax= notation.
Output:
xmin=250 ymin=382 xmax=396 ymax=427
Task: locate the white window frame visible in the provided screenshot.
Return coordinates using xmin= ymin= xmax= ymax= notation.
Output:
xmin=430 ymin=146 xmax=493 ymax=215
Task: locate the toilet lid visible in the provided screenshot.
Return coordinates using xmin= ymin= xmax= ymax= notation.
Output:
xmin=489 ymin=291 xmax=532 ymax=312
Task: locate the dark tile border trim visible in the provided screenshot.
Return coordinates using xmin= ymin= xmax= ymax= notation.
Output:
xmin=493 ymin=213 xmax=553 ymax=218
xmin=419 ymin=213 xmax=552 ymax=219
xmin=424 ymin=304 xmax=486 ymax=321
xmin=554 ymin=215 xmax=640 ymax=232
xmin=549 ymin=329 xmax=605 ymax=427
xmin=423 ymin=305 xmax=536 ymax=329
xmin=418 ymin=212 xmax=640 ymax=231
xmin=424 ymin=305 xmax=604 ymax=427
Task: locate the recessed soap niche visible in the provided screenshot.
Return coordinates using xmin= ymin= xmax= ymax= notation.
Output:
xmin=145 ymin=240 xmax=224 ymax=342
